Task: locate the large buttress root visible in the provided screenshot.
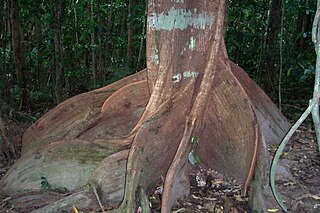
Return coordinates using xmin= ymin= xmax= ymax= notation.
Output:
xmin=0 ymin=71 xmax=150 ymax=198
xmin=161 ymin=118 xmax=194 ymax=212
xmin=119 ymin=89 xmax=194 ymax=212
xmin=21 ymin=70 xmax=147 ymax=154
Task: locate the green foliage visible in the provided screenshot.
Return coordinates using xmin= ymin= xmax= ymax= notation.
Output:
xmin=1 ymin=0 xmax=147 ymax=112
xmin=40 ymin=176 xmax=51 ymax=190
xmin=0 ymin=0 xmax=317 ymax=117
xmin=226 ymin=0 xmax=317 ymax=118
xmin=40 ymin=176 xmax=68 ymax=193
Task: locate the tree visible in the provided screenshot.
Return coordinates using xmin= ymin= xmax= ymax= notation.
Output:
xmin=90 ymin=0 xmax=97 ymax=87
xmin=53 ymin=0 xmax=65 ymax=103
xmin=126 ymin=0 xmax=133 ymax=69
xmin=265 ymin=0 xmax=282 ymax=92
xmin=0 ymin=0 xmax=290 ymax=212
xmin=10 ymin=0 xmax=29 ymax=109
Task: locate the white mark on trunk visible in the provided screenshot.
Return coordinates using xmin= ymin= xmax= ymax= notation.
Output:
xmin=150 ymin=47 xmax=159 ymax=65
xmin=148 ymin=7 xmax=214 ymax=31
xmin=172 ymin=73 xmax=182 ymax=83
xmin=180 ymin=47 xmax=187 ymax=55
xmin=183 ymin=70 xmax=199 ymax=78
xmin=188 ymin=150 xmax=196 ymax=165
xmin=171 ymin=0 xmax=184 ymax=3
xmin=189 ymin=36 xmax=196 ymax=51
xmin=172 ymin=71 xmax=198 ymax=84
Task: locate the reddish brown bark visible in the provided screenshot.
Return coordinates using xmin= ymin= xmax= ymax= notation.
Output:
xmin=0 ymin=1 xmax=290 ymax=212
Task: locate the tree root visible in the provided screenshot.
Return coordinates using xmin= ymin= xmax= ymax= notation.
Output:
xmin=119 ymin=91 xmax=193 ymax=212
xmin=161 ymin=118 xmax=195 ymax=212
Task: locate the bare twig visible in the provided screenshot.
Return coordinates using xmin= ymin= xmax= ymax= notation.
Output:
xmin=278 ymin=0 xmax=285 ymax=112
xmin=92 ymin=185 xmax=106 ymax=213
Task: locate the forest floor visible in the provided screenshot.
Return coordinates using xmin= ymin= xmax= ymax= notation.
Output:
xmin=0 ymin=113 xmax=320 ymax=212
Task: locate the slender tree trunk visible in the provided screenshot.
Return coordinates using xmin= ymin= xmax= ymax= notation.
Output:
xmin=7 ymin=0 xmax=14 ymax=102
xmin=91 ymin=0 xmax=97 ymax=87
xmin=97 ymin=0 xmax=102 ymax=85
xmin=10 ymin=0 xmax=28 ymax=110
xmin=72 ymin=0 xmax=79 ymax=44
xmin=104 ymin=0 xmax=113 ymax=81
xmin=126 ymin=0 xmax=133 ymax=69
xmin=35 ymin=12 xmax=46 ymax=92
xmin=118 ymin=3 xmax=127 ymax=59
xmin=54 ymin=0 xmax=64 ymax=104
xmin=265 ymin=0 xmax=281 ymax=92
xmin=136 ymin=1 xmax=147 ymax=71
xmin=295 ymin=0 xmax=312 ymax=49
xmin=0 ymin=0 xmax=6 ymax=97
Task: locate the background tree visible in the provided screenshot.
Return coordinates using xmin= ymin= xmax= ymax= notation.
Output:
xmin=10 ymin=0 xmax=28 ymax=109
xmin=0 ymin=0 xmax=316 ymax=114
xmin=53 ymin=0 xmax=65 ymax=103
xmin=265 ymin=0 xmax=282 ymax=92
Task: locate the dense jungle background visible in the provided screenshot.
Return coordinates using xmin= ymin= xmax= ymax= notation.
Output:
xmin=0 ymin=0 xmax=317 ymax=115
xmin=1 ymin=0 xmax=320 ymax=212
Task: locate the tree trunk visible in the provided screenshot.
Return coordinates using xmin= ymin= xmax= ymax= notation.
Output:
xmin=136 ymin=1 xmax=147 ymax=71
xmin=72 ymin=0 xmax=79 ymax=44
xmin=0 ymin=0 xmax=6 ymax=98
xmin=10 ymin=0 xmax=28 ymax=110
xmin=97 ymin=0 xmax=102 ymax=85
xmin=35 ymin=13 xmax=46 ymax=92
xmin=54 ymin=0 xmax=64 ymax=104
xmin=118 ymin=3 xmax=127 ymax=59
xmin=126 ymin=0 xmax=133 ymax=69
xmin=0 ymin=1 xmax=290 ymax=212
xmin=265 ymin=0 xmax=282 ymax=92
xmin=91 ymin=0 xmax=97 ymax=87
xmin=295 ymin=0 xmax=313 ymax=49
xmin=104 ymin=0 xmax=113 ymax=81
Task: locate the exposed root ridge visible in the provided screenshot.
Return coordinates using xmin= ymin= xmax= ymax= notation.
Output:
xmin=161 ymin=118 xmax=195 ymax=212
xmin=243 ymin=111 xmax=259 ymax=196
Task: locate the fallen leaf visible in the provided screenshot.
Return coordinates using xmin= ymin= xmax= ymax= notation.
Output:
xmin=72 ymin=205 xmax=79 ymax=213
xmin=213 ymin=179 xmax=224 ymax=184
xmin=172 ymin=208 xmax=186 ymax=213
xmin=267 ymin=208 xmax=279 ymax=212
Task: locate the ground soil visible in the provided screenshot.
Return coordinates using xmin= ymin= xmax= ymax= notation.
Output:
xmin=1 ymin=115 xmax=320 ymax=213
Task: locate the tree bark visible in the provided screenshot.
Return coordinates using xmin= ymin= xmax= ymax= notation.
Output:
xmin=10 ymin=0 xmax=28 ymax=110
xmin=136 ymin=1 xmax=147 ymax=71
xmin=104 ymin=0 xmax=113 ymax=81
xmin=91 ymin=0 xmax=97 ymax=87
xmin=35 ymin=11 xmax=46 ymax=92
xmin=54 ymin=0 xmax=64 ymax=104
xmin=126 ymin=0 xmax=133 ymax=69
xmin=265 ymin=0 xmax=282 ymax=92
xmin=295 ymin=0 xmax=313 ymax=49
xmin=0 ymin=0 xmax=6 ymax=98
xmin=72 ymin=0 xmax=79 ymax=44
xmin=97 ymin=0 xmax=102 ymax=85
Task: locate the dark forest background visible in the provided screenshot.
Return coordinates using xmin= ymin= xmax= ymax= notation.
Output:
xmin=0 ymin=0 xmax=316 ymax=119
